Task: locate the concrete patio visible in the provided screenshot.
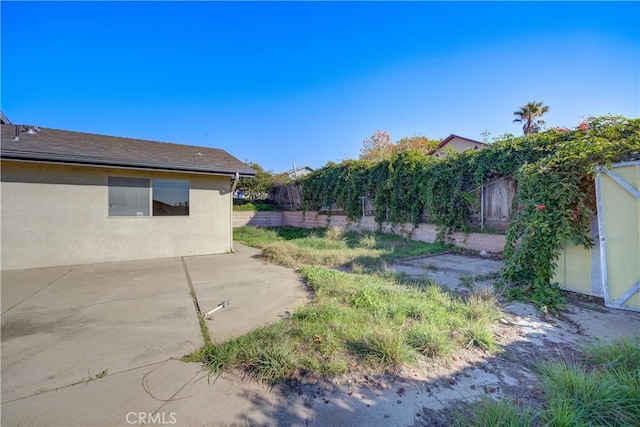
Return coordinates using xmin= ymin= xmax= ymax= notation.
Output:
xmin=1 ymin=243 xmax=309 ymax=426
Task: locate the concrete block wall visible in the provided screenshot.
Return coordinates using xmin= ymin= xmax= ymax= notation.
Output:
xmin=234 ymin=211 xmax=506 ymax=253
xmin=233 ymin=211 xmax=285 ymax=228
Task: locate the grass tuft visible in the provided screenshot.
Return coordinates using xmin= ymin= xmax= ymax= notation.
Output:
xmin=537 ymin=357 xmax=640 ymax=426
xmin=457 ymin=337 xmax=640 ymax=426
xmin=355 ymin=328 xmax=414 ymax=367
xmin=357 ymin=233 xmax=378 ymax=249
xmin=406 ymin=322 xmax=454 ymax=357
xmin=584 ymin=337 xmax=640 ymax=372
xmin=453 ymin=398 xmax=534 ymax=427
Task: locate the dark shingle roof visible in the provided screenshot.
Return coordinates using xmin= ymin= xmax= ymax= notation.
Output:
xmin=1 ymin=124 xmax=255 ymax=177
xmin=0 ymin=112 xmax=11 ymax=125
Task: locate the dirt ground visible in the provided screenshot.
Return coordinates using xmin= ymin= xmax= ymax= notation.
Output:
xmin=255 ymin=293 xmax=639 ymax=427
xmin=249 ymin=254 xmax=640 ymax=426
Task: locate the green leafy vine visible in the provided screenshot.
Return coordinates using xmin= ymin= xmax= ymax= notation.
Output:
xmin=301 ymin=116 xmax=640 ymax=311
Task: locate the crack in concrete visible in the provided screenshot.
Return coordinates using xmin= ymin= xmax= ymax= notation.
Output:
xmin=81 ymin=290 xmax=190 ymax=308
xmin=1 ymin=358 xmax=178 ymax=404
xmin=181 ymin=257 xmax=211 ymax=346
xmin=1 ymin=268 xmax=74 ymax=315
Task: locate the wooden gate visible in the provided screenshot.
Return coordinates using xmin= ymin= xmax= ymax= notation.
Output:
xmin=596 ymin=161 xmax=640 ymax=311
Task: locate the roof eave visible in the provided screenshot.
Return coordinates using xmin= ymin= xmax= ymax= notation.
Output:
xmin=1 ymin=152 xmax=256 ymax=177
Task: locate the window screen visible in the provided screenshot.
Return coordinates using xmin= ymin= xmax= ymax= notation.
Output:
xmin=108 ymin=177 xmax=150 ymax=216
xmin=152 ymin=179 xmax=189 ymax=216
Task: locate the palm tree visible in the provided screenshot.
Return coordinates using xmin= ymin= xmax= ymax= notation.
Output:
xmin=513 ymin=101 xmax=550 ymax=134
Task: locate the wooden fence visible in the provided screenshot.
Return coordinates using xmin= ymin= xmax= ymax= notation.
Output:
xmin=272 ymin=183 xmax=304 ymax=211
xmin=272 ymin=176 xmax=517 ymax=231
xmin=469 ymin=177 xmax=518 ymax=231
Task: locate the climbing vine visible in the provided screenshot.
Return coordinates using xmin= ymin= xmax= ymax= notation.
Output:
xmin=503 ymin=116 xmax=640 ymax=311
xmin=301 ymin=116 xmax=640 ymax=312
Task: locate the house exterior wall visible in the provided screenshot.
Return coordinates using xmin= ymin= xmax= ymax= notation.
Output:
xmin=1 ymin=161 xmax=232 ymax=270
xmin=434 ymin=137 xmax=483 ymax=157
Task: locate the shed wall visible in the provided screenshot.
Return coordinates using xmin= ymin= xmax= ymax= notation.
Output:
xmin=598 ymin=163 xmax=640 ymax=310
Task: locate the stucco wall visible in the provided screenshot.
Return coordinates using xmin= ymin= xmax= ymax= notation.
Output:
xmin=435 ymin=137 xmax=483 ymax=157
xmin=1 ymin=161 xmax=233 ymax=270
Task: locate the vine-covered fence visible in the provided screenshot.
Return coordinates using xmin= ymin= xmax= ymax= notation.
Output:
xmin=272 ymin=116 xmax=640 ymax=312
xmin=274 ymin=175 xmax=517 ymax=231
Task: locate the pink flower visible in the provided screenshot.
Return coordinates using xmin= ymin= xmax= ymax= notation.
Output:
xmin=558 ymin=127 xmax=570 ymax=132
xmin=536 ymin=204 xmax=545 ymax=211
xmin=577 ymin=121 xmax=589 ymax=131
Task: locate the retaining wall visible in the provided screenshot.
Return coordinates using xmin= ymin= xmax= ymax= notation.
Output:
xmin=234 ymin=211 xmax=505 ymax=253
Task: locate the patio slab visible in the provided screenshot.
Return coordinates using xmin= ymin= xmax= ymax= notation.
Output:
xmin=1 ymin=245 xmax=309 ymax=426
xmin=185 ymin=243 xmax=310 ymax=343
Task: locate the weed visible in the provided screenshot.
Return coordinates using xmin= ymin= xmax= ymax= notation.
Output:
xmin=261 ymin=243 xmax=299 ymax=268
xmin=199 ymin=342 xmax=239 ymax=373
xmin=537 ymin=359 xmax=639 ymax=425
xmin=423 ymin=261 xmax=438 ymax=270
xmin=192 ymin=266 xmax=501 ymax=383
xmin=357 ymin=233 xmax=377 ymax=249
xmin=464 ymin=288 xmax=501 ymax=323
xmin=350 ymin=261 xmax=364 ymax=274
xmin=325 ymin=226 xmax=343 ymax=241
xmin=71 ymin=369 xmax=109 ymax=386
xmin=459 ymin=272 xmax=500 ymax=290
xmin=453 ymin=398 xmax=534 ymax=427
xmin=459 ymin=274 xmax=476 ymax=289
xmin=354 ymin=327 xmax=414 ymax=367
xmin=584 ymin=337 xmax=640 ymax=371
xmin=457 ymin=338 xmax=640 ymax=426
xmin=406 ymin=323 xmax=454 ymax=357
xmin=461 ymin=323 xmax=497 ymax=351
xmin=247 ymin=346 xmax=296 ymax=383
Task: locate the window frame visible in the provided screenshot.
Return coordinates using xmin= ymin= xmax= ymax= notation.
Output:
xmin=108 ymin=176 xmax=190 ymax=217
xmin=107 ymin=176 xmax=151 ymax=217
xmin=152 ymin=178 xmax=190 ymax=216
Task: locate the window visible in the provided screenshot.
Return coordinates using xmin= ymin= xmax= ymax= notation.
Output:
xmin=108 ymin=177 xmax=150 ymax=216
xmin=108 ymin=177 xmax=190 ymax=217
xmin=152 ymin=179 xmax=189 ymax=216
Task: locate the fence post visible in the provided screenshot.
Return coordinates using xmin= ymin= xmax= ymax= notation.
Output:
xmin=481 ymin=183 xmax=485 ymax=231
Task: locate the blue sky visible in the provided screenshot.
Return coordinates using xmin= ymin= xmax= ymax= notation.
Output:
xmin=2 ymin=1 xmax=639 ymax=173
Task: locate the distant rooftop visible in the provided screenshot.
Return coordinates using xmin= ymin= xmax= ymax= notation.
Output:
xmin=285 ymin=165 xmax=314 ymax=178
xmin=436 ymin=134 xmax=486 ymax=149
xmin=0 ymin=111 xmax=11 ymax=125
